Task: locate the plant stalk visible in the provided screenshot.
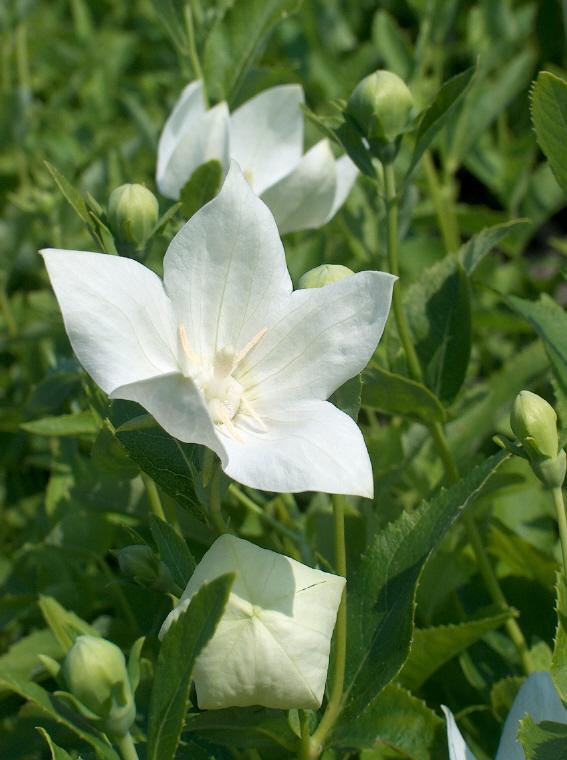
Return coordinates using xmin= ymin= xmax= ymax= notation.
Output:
xmin=300 ymin=495 xmax=347 ymax=758
xmin=142 ymin=473 xmax=166 ymax=522
xmin=422 ymin=151 xmax=460 ymax=254
xmin=115 ymin=732 xmax=139 ymax=760
xmin=553 ymin=486 xmax=567 ymax=577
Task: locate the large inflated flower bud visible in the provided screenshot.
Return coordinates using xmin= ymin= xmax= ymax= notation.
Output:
xmin=62 ymin=635 xmax=135 ymax=737
xmin=346 ymin=70 xmax=414 ymax=144
xmin=298 ymin=263 xmax=354 ymax=289
xmin=511 ymin=390 xmax=565 ymax=488
xmin=108 ymin=183 xmax=158 ymax=251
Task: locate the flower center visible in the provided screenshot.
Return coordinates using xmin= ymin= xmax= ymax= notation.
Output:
xmin=178 ymin=324 xmax=267 ymax=441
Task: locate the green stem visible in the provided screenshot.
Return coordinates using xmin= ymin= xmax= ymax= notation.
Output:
xmin=429 ymin=421 xmax=531 ymax=674
xmin=210 ymin=467 xmax=230 ymax=534
xmin=553 ymin=487 xmax=567 ymax=577
xmin=422 ymin=151 xmax=460 ymax=254
xmin=115 ymin=732 xmax=139 ymax=760
xmin=383 ymin=164 xmax=422 ymax=383
xmin=184 ymin=2 xmax=208 ymax=106
xmin=228 ymin=484 xmax=302 ymax=543
xmin=301 ymin=495 xmax=347 ymax=758
xmin=142 ymin=474 xmax=166 ymax=522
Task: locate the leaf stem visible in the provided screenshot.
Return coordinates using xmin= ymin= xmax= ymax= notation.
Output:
xmin=115 ymin=732 xmax=139 ymax=760
xmin=301 ymin=495 xmax=347 ymax=758
xmin=422 ymin=151 xmax=460 ymax=254
xmin=553 ymin=487 xmax=567 ymax=577
xmin=142 ymin=473 xmax=166 ymax=522
xmin=383 ymin=163 xmax=423 ymax=383
xmin=184 ymin=2 xmax=208 ymax=107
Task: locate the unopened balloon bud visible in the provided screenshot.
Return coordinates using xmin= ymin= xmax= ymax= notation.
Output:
xmin=298 ymin=264 xmax=354 ymax=289
xmin=108 ymin=183 xmax=158 ymax=251
xmin=346 ymin=70 xmax=414 ymax=144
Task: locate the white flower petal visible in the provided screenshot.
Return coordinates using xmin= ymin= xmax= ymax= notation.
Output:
xmin=110 ymin=371 xmax=227 ymax=462
xmin=163 ymin=161 xmax=292 ymax=365
xmin=157 ymin=80 xmax=206 ymax=187
xmin=495 ymin=672 xmax=567 ymax=760
xmin=442 ymin=706 xmax=477 ymax=760
xmin=229 ymin=84 xmax=304 ymax=195
xmin=40 ymin=249 xmax=178 ymax=394
xmin=157 ymin=101 xmax=230 ymax=200
xmin=223 ymin=400 xmax=373 ymax=497
xmin=261 ymin=140 xmax=337 ymax=234
xmin=326 ymin=154 xmax=358 ymax=222
xmin=236 ymin=270 xmax=395 ymax=408
xmin=160 ymin=535 xmax=345 ymax=709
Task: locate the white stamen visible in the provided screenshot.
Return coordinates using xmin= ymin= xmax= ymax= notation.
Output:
xmin=234 ymin=327 xmax=268 ymax=367
xmin=240 ymin=396 xmax=267 ymax=431
xmin=217 ymin=404 xmax=245 ymax=443
xmin=179 ymin=323 xmax=201 ymax=366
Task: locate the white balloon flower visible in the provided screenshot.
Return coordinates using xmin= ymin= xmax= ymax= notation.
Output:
xmin=160 ymin=534 xmax=346 ymax=710
xmin=41 ymin=163 xmax=394 ymax=497
xmin=156 ymin=80 xmax=358 ymax=234
xmin=443 ymin=672 xmax=567 ymax=760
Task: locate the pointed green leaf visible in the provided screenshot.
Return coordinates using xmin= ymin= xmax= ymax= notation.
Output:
xmin=531 ymin=72 xmax=567 ymax=195
xmin=147 ymin=574 xmax=234 ymax=760
xmin=185 ymin=707 xmax=297 ymax=752
xmin=21 ymin=411 xmax=99 ymax=437
xmin=552 ymin=574 xmax=567 ymax=704
xmin=39 ymin=596 xmax=101 ymax=653
xmin=519 ymin=715 xmax=567 ymax=760
xmin=179 ymin=160 xmax=223 ymax=219
xmin=458 ymin=219 xmax=529 ymax=275
xmin=36 ymin=727 xmax=74 ymax=760
xmin=362 ymin=366 xmax=446 ymax=423
xmin=149 ymin=514 xmax=196 ymax=590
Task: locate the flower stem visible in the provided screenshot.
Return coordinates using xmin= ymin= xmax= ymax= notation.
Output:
xmin=382 ymin=166 xmax=531 ymax=675
xmin=142 ymin=473 xmax=166 ymax=522
xmin=553 ymin=487 xmax=567 ymax=577
xmin=301 ymin=495 xmax=347 ymax=759
xmin=115 ymin=732 xmax=139 ymax=760
xmin=422 ymin=151 xmax=460 ymax=254
xmin=383 ymin=163 xmax=423 ymax=383
xmin=228 ymin=484 xmax=302 ymax=543
xmin=184 ymin=2 xmax=208 ymax=106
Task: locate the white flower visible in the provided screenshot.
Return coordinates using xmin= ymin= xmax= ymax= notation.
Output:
xmin=156 ymin=80 xmax=358 ymax=234
xmin=41 ymin=163 xmax=394 ymax=497
xmin=159 ymin=534 xmax=345 ymax=710
xmin=443 ymin=672 xmax=567 ymax=760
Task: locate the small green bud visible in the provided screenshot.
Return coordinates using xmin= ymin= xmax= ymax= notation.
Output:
xmin=298 ymin=264 xmax=354 ymax=289
xmin=108 ymin=183 xmax=158 ymax=250
xmin=62 ymin=635 xmax=135 ymax=737
xmin=117 ymin=544 xmax=176 ymax=593
xmin=511 ymin=390 xmax=559 ymax=460
xmin=346 ymin=70 xmax=414 ymax=144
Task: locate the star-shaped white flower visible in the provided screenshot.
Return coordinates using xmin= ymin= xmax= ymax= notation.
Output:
xmin=156 ymin=80 xmax=358 ymax=234
xmin=443 ymin=672 xmax=567 ymax=760
xmin=41 ymin=163 xmax=394 ymax=497
xmin=160 ymin=534 xmax=346 ymax=710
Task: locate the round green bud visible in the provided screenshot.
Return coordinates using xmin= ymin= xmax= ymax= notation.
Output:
xmin=62 ymin=635 xmax=135 ymax=737
xmin=298 ymin=264 xmax=354 ymax=290
xmin=108 ymin=183 xmax=158 ymax=249
xmin=117 ymin=544 xmax=175 ymax=593
xmin=346 ymin=70 xmax=414 ymax=143
xmin=510 ymin=390 xmax=559 ymax=460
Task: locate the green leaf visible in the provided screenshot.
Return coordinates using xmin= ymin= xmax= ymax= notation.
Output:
xmin=398 ymin=609 xmax=512 ymax=691
xmin=36 ymin=727 xmax=74 ymax=760
xmin=362 ymin=366 xmax=446 ymax=424
xmin=518 ymin=715 xmax=567 ymax=759
xmin=505 ymin=294 xmax=567 ymax=395
xmin=148 ymin=0 xmax=188 ymax=55
xmin=405 ymin=256 xmax=472 ymax=404
xmin=331 ymin=683 xmax=443 ymax=757
xmin=179 ymin=160 xmax=223 ymax=219
xmin=38 ymin=596 xmax=101 ymax=653
xmin=203 ymin=0 xmax=303 ymax=104
xmin=531 ymin=72 xmax=567 ymax=195
xmin=371 ymin=10 xmax=414 ymax=81
xmin=44 ymin=161 xmax=91 ymax=225
xmin=552 ymin=574 xmax=567 ymax=703
xmin=149 ymin=514 xmax=196 ymax=590
xmin=0 ymin=675 xmax=119 ymax=760
xmin=405 ymin=66 xmax=475 ymax=180
xmin=112 ymin=401 xmax=202 ymax=514
xmin=0 ymin=629 xmax=62 ymax=692
xmin=330 ymin=375 xmax=362 ymax=421
xmin=185 ymin=707 xmax=297 ymax=753
xmin=147 ymin=574 xmax=234 ymax=760
xmin=458 ymin=219 xmax=529 ymax=275
xmin=338 ymin=451 xmax=507 ymax=724
xmin=20 ymin=410 xmax=99 ymax=437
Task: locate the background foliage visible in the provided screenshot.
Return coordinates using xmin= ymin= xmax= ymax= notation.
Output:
xmin=1 ymin=0 xmax=567 ymax=758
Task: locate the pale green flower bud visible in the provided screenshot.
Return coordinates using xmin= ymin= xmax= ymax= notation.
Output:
xmin=346 ymin=70 xmax=414 ymax=144
xmin=62 ymin=635 xmax=135 ymax=737
xmin=108 ymin=183 xmax=158 ymax=250
xmin=510 ymin=390 xmax=565 ymax=488
xmin=298 ymin=264 xmax=354 ymax=289
xmin=117 ymin=544 xmax=177 ymax=594
xmin=511 ymin=390 xmax=559 ymax=460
